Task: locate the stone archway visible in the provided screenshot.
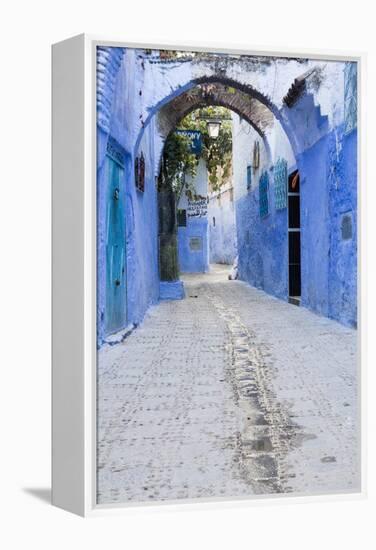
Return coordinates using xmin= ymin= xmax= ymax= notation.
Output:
xmin=156 ymin=82 xmax=275 ymax=166
xmin=96 ymin=47 xmax=355 ymax=334
xmin=97 ymin=47 xmax=330 ymax=190
xmin=134 ymin=73 xmax=295 ymax=165
xmin=147 ymin=79 xmax=296 ymax=287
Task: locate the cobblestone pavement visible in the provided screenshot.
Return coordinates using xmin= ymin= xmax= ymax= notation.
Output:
xmin=97 ymin=265 xmax=359 ymax=504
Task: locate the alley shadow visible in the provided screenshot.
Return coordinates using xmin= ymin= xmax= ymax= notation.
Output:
xmin=23 ymin=487 xmax=51 ymax=504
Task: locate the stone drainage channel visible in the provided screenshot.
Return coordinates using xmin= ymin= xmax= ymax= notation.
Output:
xmin=202 ymin=282 xmax=306 ymax=494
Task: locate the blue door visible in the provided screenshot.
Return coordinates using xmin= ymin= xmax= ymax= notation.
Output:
xmin=105 ymin=156 xmax=127 ymax=335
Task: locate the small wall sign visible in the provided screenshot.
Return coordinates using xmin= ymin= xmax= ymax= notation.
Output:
xmin=189 ymin=236 xmax=203 ymax=251
xmin=187 ymin=197 xmax=208 ymax=218
xmin=135 ymin=152 xmax=145 ymax=192
xmin=175 ymin=129 xmax=202 ymax=155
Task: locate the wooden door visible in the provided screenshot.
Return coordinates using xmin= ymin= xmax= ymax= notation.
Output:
xmin=105 ymin=157 xmax=127 ymax=334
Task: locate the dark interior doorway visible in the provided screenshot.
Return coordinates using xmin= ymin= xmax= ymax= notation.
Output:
xmin=288 ymin=170 xmax=301 ymax=305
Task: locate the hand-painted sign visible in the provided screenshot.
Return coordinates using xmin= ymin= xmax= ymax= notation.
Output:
xmin=175 ymin=129 xmax=202 ymax=155
xmin=135 ymin=152 xmax=145 ymax=192
xmin=187 ymin=197 xmax=208 ymax=218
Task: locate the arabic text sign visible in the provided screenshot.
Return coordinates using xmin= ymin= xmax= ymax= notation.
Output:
xmin=187 ymin=198 xmax=208 ymax=218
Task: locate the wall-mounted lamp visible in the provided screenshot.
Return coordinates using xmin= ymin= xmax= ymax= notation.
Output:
xmin=206 ymin=119 xmax=222 ymax=139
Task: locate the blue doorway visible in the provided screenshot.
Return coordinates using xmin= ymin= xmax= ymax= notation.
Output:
xmin=105 ymin=153 xmax=127 ymax=335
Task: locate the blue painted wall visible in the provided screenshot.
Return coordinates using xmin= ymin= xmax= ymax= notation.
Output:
xmin=97 ymin=126 xmax=160 ymax=344
xmin=232 ymin=114 xmax=293 ymax=303
xmin=235 ymin=177 xmax=289 ymax=301
xmin=97 ymin=128 xmax=109 ymax=344
xmin=123 ymin=142 xmax=160 ymax=329
xmin=298 ymin=126 xmax=357 ymax=327
xmin=328 ymin=129 xmax=357 ymax=326
xmin=97 ymin=48 xmax=357 ymax=342
xmin=234 ymin=126 xmax=357 ymax=328
xmin=208 ymin=193 xmax=238 ymax=265
xmin=178 ymin=218 xmax=209 ymax=273
xmin=177 ymin=159 xmax=209 ymax=273
xmin=299 ymin=136 xmax=331 ymax=318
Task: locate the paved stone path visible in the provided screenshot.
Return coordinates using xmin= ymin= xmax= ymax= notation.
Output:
xmin=97 ymin=265 xmax=359 ymax=504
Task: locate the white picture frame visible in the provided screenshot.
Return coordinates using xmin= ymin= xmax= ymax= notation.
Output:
xmin=52 ymin=34 xmax=366 ymax=517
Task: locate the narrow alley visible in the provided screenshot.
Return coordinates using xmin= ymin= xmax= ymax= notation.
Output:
xmin=97 ymin=265 xmax=358 ymax=504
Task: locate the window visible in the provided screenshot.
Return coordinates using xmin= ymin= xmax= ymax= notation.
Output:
xmin=177 ymin=209 xmax=187 ymax=227
xmin=274 ymin=158 xmax=288 ymax=210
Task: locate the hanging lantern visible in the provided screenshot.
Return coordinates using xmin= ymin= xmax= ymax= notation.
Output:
xmin=206 ymin=119 xmax=221 ymax=139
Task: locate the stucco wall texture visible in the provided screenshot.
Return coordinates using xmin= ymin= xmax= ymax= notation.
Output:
xmin=96 ymin=46 xmax=358 ymax=343
xmin=208 ymin=184 xmax=238 ymax=265
xmin=177 ymin=159 xmax=209 ymax=273
xmin=232 ymin=114 xmax=357 ymax=327
xmin=232 ymin=116 xmax=293 ymax=301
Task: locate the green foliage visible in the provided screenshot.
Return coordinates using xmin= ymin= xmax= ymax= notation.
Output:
xmin=180 ymin=107 xmax=233 ymax=192
xmin=158 ymin=133 xmax=198 ymax=199
xmin=159 ymin=106 xmax=233 ymax=197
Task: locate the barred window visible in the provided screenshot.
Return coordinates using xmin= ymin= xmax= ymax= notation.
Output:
xmin=274 ymin=158 xmax=288 ymax=210
xmin=177 ymin=209 xmax=187 ymax=227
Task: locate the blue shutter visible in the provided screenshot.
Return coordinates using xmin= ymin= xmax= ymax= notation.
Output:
xmin=259 ymin=171 xmax=269 ymax=218
xmin=105 ymin=143 xmax=127 ymax=335
xmin=274 ymin=158 xmax=288 ymax=210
